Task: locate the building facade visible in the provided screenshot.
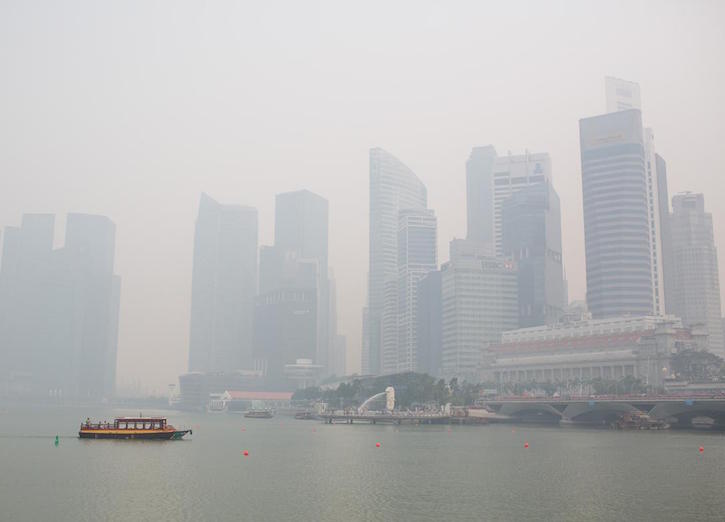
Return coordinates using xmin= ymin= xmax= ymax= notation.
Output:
xmin=395 ymin=208 xmax=437 ymax=373
xmin=273 ymin=189 xmax=331 ymax=373
xmin=482 ymin=316 xmax=707 ymax=390
xmin=501 ymin=180 xmax=566 ymax=327
xmin=415 ymin=270 xmax=443 ymax=376
xmin=579 ymin=109 xmax=653 ymax=318
xmin=466 ymin=146 xmax=552 ymax=256
xmin=441 ymin=239 xmax=518 ymax=379
xmin=0 ymin=213 xmax=121 ymax=400
xmin=188 ymin=193 xmax=258 ymax=373
xmin=669 ymin=193 xmax=724 ymax=356
xmin=365 ymin=148 xmax=427 ymax=375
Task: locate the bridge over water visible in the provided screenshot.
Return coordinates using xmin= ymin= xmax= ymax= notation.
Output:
xmin=483 ymin=397 xmax=725 ymax=428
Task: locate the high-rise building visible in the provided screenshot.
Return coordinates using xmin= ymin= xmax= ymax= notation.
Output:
xmin=579 ymin=109 xmax=653 ymax=318
xmin=395 ymin=208 xmax=437 ymax=373
xmin=365 ymin=148 xmax=427 ymax=375
xmin=273 ymin=190 xmax=330 ymax=372
xmin=502 ymin=180 xmax=566 ymax=327
xmin=441 ymin=240 xmax=518 ymax=379
xmin=466 ymin=146 xmax=497 ymax=247
xmin=188 ymin=193 xmax=258 ymax=373
xmin=669 ymin=193 xmax=724 ymax=356
xmin=0 ymin=213 xmax=121 ymax=400
xmin=466 ymin=146 xmax=552 ymax=255
xmin=253 ymin=288 xmax=317 ymax=390
xmin=605 ymin=76 xmax=642 ymax=113
xmin=415 ymin=270 xmax=442 ymax=376
xmin=604 ymin=77 xmax=668 ymax=316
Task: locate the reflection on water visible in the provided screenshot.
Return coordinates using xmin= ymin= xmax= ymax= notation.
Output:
xmin=1 ymin=406 xmax=724 ymax=521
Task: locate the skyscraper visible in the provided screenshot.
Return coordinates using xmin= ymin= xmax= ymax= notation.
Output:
xmin=605 ymin=76 xmax=642 ymax=113
xmin=0 ymin=213 xmax=121 ymax=400
xmin=502 ymin=180 xmax=566 ymax=327
xmin=604 ymin=76 xmax=668 ymax=315
xmin=441 ymin=240 xmax=518 ymax=379
xmin=466 ymin=146 xmax=553 ymax=255
xmin=365 ymin=148 xmax=427 ymax=375
xmin=579 ymin=109 xmax=653 ymax=318
xmin=669 ymin=193 xmax=724 ymax=356
xmin=395 ymin=208 xmax=437 ymax=373
xmin=188 ymin=193 xmax=258 ymax=373
xmin=273 ymin=190 xmax=330 ymax=372
xmin=415 ymin=270 xmax=442 ymax=376
xmin=466 ymin=146 xmax=497 ymax=247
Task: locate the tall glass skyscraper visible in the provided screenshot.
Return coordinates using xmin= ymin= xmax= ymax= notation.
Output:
xmin=395 ymin=208 xmax=437 ymax=374
xmin=188 ymin=193 xmax=258 ymax=373
xmin=579 ymin=109 xmax=653 ymax=318
xmin=365 ymin=148 xmax=427 ymax=375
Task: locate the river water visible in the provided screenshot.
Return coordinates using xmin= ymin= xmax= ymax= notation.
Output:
xmin=1 ymin=406 xmax=724 ymax=521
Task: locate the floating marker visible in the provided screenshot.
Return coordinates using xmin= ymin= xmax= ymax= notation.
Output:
xmin=241 ymin=427 xmax=246 ymax=432
xmin=524 ymin=442 xmax=529 ymax=449
xmin=243 ymin=450 xmax=249 ymax=456
xmin=54 ymin=435 xmax=59 ymax=447
xmin=375 ymin=442 xmax=381 ymax=448
xmin=699 ymin=446 xmax=704 ymax=453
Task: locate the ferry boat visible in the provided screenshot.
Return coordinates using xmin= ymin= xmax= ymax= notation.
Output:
xmin=244 ymin=409 xmax=274 ymax=419
xmin=79 ymin=416 xmax=192 ymax=440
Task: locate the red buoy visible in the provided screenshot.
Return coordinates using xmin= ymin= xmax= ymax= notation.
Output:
xmin=524 ymin=442 xmax=529 ymax=449
xmin=376 ymin=442 xmax=381 ymax=448
xmin=243 ymin=450 xmax=249 ymax=456
xmin=699 ymin=446 xmax=704 ymax=453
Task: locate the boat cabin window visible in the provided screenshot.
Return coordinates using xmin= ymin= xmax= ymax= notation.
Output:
xmin=119 ymin=422 xmax=127 ymax=429
xmin=144 ymin=422 xmax=151 ymax=429
xmin=153 ymin=422 xmax=161 ymax=429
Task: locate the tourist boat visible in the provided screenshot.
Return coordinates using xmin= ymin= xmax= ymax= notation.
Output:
xmin=79 ymin=416 xmax=192 ymax=439
xmin=244 ymin=409 xmax=274 ymax=419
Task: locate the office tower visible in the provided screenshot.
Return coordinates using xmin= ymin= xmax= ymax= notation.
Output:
xmin=273 ymin=190 xmax=330 ymax=372
xmin=605 ymin=76 xmax=642 ymax=112
xmin=188 ymin=193 xmax=258 ymax=373
xmin=656 ymin=155 xmax=675 ymax=313
xmin=502 ymin=180 xmax=566 ymax=327
xmin=253 ymin=288 xmax=317 ymax=390
xmin=466 ymin=145 xmax=497 ymax=246
xmin=579 ymin=109 xmax=653 ymax=318
xmin=669 ymin=193 xmax=724 ymax=356
xmin=605 ymin=77 xmax=668 ymax=315
xmin=0 ymin=213 xmax=121 ymax=400
xmin=415 ymin=270 xmax=442 ymax=376
xmin=466 ymin=146 xmax=552 ymax=255
xmin=395 ymin=209 xmax=437 ymax=373
xmin=365 ymin=148 xmax=427 ymax=375
xmin=63 ymin=213 xmax=121 ymax=398
xmin=441 ymin=240 xmax=518 ymax=379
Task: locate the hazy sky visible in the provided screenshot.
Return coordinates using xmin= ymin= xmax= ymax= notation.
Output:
xmin=1 ymin=0 xmax=724 ymax=394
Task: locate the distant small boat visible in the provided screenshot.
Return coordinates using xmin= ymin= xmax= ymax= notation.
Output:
xmin=294 ymin=411 xmax=319 ymax=420
xmin=79 ymin=416 xmax=192 ymax=440
xmin=244 ymin=409 xmax=274 ymax=419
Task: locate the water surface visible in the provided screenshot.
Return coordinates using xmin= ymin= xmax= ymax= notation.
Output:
xmin=1 ymin=406 xmax=723 ymax=521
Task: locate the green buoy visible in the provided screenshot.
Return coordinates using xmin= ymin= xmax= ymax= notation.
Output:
xmin=54 ymin=435 xmax=59 ymax=447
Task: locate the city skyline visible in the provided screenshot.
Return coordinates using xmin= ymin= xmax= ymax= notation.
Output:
xmin=2 ymin=1 xmax=724 ymax=393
